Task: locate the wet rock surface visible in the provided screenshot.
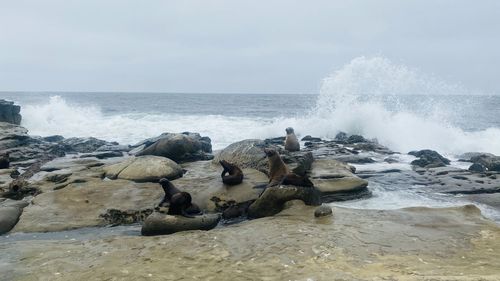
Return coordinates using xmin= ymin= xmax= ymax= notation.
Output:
xmin=1 ymin=115 xmax=500 ymax=280
xmin=141 ymin=212 xmax=221 ymax=236
xmin=2 ymin=204 xmax=499 ymax=280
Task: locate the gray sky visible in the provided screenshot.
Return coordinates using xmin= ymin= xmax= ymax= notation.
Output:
xmin=1 ymin=0 xmax=499 ymax=94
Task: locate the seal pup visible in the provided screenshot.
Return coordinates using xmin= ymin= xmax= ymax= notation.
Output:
xmin=158 ymin=178 xmax=202 ymax=217
xmin=264 ymin=148 xmax=313 ymax=187
xmin=219 ymin=160 xmax=244 ymax=185
xmin=284 ymin=127 xmax=300 ymax=152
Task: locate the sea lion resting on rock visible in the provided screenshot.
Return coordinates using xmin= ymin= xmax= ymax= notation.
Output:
xmin=265 ymin=148 xmax=313 ymax=187
xmin=219 ymin=160 xmax=243 ymax=185
xmin=158 ymin=178 xmax=202 ymax=218
xmin=284 ymin=127 xmax=300 ymax=152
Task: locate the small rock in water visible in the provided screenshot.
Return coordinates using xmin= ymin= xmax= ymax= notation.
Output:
xmin=346 ymin=135 xmax=366 ymax=144
xmin=409 ymin=149 xmax=450 ymax=168
xmin=301 ymin=135 xmax=322 ymax=142
xmin=314 ymin=205 xmax=333 ymax=218
xmin=468 ymin=163 xmax=486 ymax=173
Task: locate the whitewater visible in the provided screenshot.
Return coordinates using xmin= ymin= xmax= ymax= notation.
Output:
xmin=3 ymin=56 xmax=500 ymax=156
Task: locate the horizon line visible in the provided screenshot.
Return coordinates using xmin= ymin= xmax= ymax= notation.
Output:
xmin=0 ymin=90 xmax=315 ymax=95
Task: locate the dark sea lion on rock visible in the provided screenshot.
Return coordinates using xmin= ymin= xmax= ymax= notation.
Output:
xmin=265 ymin=148 xmax=313 ymax=187
xmin=284 ymin=127 xmax=300 ymax=152
xmin=158 ymin=178 xmax=202 ymax=217
xmin=219 ymin=160 xmax=244 ymax=185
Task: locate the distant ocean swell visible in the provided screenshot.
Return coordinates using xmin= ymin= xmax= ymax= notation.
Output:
xmin=20 ymin=56 xmax=500 ymax=155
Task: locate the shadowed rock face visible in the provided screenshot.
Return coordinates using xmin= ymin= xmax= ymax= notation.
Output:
xmin=0 ymin=100 xmax=21 ymax=125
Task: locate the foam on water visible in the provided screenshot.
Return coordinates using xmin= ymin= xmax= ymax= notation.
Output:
xmin=22 ymin=96 xmax=273 ymax=150
xmin=20 ymin=56 xmax=500 ymax=154
xmin=309 ymin=56 xmax=500 ymax=155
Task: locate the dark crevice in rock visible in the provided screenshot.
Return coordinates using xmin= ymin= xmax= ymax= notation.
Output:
xmin=100 ymin=208 xmax=154 ymax=226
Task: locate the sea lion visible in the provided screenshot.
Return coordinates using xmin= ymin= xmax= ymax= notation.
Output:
xmin=264 ymin=148 xmax=313 ymax=187
xmin=219 ymin=160 xmax=244 ymax=185
xmin=158 ymin=178 xmax=202 ymax=217
xmin=284 ymin=127 xmax=300 ymax=152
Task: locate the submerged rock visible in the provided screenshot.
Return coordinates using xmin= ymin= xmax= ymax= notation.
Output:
xmin=134 ymin=132 xmax=213 ymax=163
xmin=141 ymin=212 xmax=221 ymax=236
xmin=314 ymin=205 xmax=333 ymax=217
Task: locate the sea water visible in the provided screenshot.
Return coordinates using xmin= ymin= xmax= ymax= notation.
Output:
xmin=2 ymin=56 xmax=499 ymax=155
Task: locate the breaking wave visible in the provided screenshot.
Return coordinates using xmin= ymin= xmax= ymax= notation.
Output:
xmin=20 ymin=56 xmax=500 ymax=154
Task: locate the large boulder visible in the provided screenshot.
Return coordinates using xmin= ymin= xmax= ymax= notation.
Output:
xmin=470 ymin=154 xmax=500 ymax=172
xmin=0 ymin=122 xmax=65 ymax=164
xmin=168 ymin=161 xmax=268 ymax=213
xmin=409 ymin=149 xmax=450 ymax=168
xmin=213 ymin=139 xmax=268 ymax=171
xmin=103 ymin=156 xmax=183 ymax=182
xmin=0 ymin=100 xmax=22 ymax=125
xmin=141 ymin=212 xmax=221 ymax=236
xmin=247 ymin=185 xmax=321 ymax=218
xmin=310 ymin=159 xmax=370 ymax=202
xmin=134 ymin=132 xmax=213 ymax=163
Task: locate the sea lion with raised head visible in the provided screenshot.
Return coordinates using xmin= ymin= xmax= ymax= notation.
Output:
xmin=219 ymin=160 xmax=244 ymax=185
xmin=158 ymin=178 xmax=202 ymax=217
xmin=264 ymin=148 xmax=313 ymax=187
xmin=284 ymin=127 xmax=300 ymax=152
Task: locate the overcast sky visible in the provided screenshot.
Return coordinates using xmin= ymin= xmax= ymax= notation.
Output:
xmin=0 ymin=0 xmax=499 ymax=94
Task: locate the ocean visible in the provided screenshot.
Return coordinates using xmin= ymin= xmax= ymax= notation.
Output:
xmin=1 ymin=57 xmax=499 ymax=156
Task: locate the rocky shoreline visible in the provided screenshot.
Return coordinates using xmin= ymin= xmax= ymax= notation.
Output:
xmin=1 ymin=99 xmax=500 ymax=280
